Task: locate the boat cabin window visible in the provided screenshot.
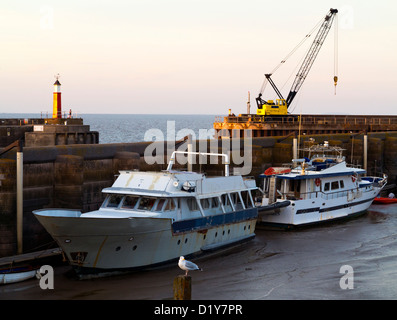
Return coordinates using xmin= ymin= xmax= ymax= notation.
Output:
xmin=241 ymin=190 xmax=254 ymax=208
xmin=200 ymin=197 xmax=220 ymax=210
xmin=155 ymin=198 xmax=166 ymax=211
xmin=154 ymin=198 xmax=176 ymax=212
xmin=106 ymin=195 xmax=123 ymax=208
xmin=211 ymin=197 xmax=220 ymax=208
xmin=230 ymin=192 xmax=244 ymax=210
xmin=187 ymin=198 xmax=199 ymax=211
xmin=289 ymin=180 xmax=300 ymax=193
xmin=138 ymin=197 xmax=156 ymax=211
xmin=331 ymin=181 xmax=339 ymax=190
xmin=200 ymin=198 xmax=210 ymax=209
xmin=121 ymin=195 xmax=139 ymax=209
xmin=221 ymin=194 xmax=233 ymax=213
xmin=324 ymin=180 xmax=344 ymax=192
xmin=164 ymin=199 xmax=176 ymax=211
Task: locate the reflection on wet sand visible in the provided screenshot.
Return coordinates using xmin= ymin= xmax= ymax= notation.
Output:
xmin=1 ymin=204 xmax=396 ymax=300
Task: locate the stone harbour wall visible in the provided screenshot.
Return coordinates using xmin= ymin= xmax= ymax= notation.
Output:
xmin=0 ymin=132 xmax=396 ymax=257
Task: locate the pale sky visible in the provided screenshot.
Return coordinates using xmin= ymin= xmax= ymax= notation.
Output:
xmin=1 ymin=0 xmax=396 ymax=115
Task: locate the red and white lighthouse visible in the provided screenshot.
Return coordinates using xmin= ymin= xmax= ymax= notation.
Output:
xmin=52 ymin=75 xmax=62 ymax=119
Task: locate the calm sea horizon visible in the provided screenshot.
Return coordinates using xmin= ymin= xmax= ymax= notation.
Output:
xmin=0 ymin=113 xmax=220 ymax=144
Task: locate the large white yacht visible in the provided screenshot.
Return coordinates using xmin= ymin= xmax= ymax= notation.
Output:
xmin=257 ymin=143 xmax=387 ymax=228
xmin=34 ymin=152 xmax=258 ymax=273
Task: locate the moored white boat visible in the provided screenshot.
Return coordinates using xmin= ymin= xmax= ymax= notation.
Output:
xmin=34 ymin=151 xmax=258 ymax=273
xmin=257 ymin=143 xmax=387 ymax=228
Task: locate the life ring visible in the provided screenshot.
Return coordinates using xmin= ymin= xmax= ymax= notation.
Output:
xmin=315 ymin=178 xmax=321 ymax=187
xmin=351 ymin=175 xmax=357 ymax=183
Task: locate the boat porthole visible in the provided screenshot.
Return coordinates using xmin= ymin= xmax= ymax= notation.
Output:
xmin=184 ymin=238 xmax=188 ymax=244
xmin=203 ymin=234 xmax=206 ymax=240
xmin=215 ymin=232 xmax=218 ymax=237
xmin=248 ymin=225 xmax=251 ymax=230
xmin=228 ymin=229 xmax=230 ymax=234
xmin=177 ymin=239 xmax=181 ymax=245
xmin=132 ymin=245 xmax=137 ymax=251
xmin=116 ymin=246 xmax=121 ymax=251
xmin=244 ymin=226 xmax=247 ymax=230
xmin=223 ymin=230 xmax=225 ymax=235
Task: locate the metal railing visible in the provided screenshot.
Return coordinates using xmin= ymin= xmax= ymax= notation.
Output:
xmin=214 ymin=114 xmax=397 ymax=126
xmin=281 ymin=186 xmax=371 ymax=201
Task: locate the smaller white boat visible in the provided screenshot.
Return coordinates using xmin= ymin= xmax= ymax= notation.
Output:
xmin=257 ymin=142 xmax=387 ymax=228
xmin=0 ymin=265 xmax=38 ymax=285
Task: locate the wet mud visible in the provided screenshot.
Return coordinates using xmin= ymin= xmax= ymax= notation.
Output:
xmin=1 ymin=204 xmax=396 ymax=300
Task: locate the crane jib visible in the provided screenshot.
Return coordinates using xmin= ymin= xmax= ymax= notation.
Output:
xmin=256 ymin=8 xmax=338 ymax=114
xmin=286 ymin=9 xmax=338 ymax=107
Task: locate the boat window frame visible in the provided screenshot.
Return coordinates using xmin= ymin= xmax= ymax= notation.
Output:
xmin=137 ymin=196 xmax=157 ymax=211
xmin=230 ymin=192 xmax=245 ymax=210
xmin=105 ymin=194 xmax=124 ymax=208
xmin=200 ymin=198 xmax=210 ymax=210
xmin=211 ymin=197 xmax=220 ymax=208
xmin=120 ymin=195 xmax=140 ymax=209
xmin=331 ymin=181 xmax=339 ymax=190
xmin=154 ymin=198 xmax=166 ymax=212
xmin=240 ymin=190 xmax=254 ymax=208
xmin=221 ymin=193 xmax=234 ymax=213
xmin=187 ymin=197 xmax=200 ymax=211
xmin=163 ymin=198 xmax=176 ymax=211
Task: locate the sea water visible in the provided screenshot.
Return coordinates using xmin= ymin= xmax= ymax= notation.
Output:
xmin=0 ymin=113 xmax=218 ymax=144
xmin=83 ymin=114 xmax=217 ymax=144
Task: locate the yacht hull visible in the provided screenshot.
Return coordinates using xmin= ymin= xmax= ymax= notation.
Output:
xmin=34 ymin=208 xmax=257 ymax=271
xmin=258 ymin=188 xmax=381 ymax=228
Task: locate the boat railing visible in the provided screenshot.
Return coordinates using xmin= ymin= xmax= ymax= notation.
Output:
xmin=214 ymin=114 xmax=397 ymax=126
xmin=362 ymin=174 xmax=388 ymax=188
xmin=319 ymin=190 xmax=350 ymax=201
xmin=282 ymin=187 xmax=370 ymax=201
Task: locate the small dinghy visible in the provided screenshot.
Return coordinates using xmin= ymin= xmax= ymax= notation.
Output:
xmin=372 ymin=197 xmax=397 ymax=205
xmin=0 ymin=265 xmax=38 ymax=285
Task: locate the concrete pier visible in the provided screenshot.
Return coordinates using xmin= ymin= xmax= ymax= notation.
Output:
xmin=214 ymin=114 xmax=397 ymax=138
xmin=0 ymin=118 xmax=98 ymax=148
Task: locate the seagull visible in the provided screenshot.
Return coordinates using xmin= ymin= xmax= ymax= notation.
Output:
xmin=178 ymin=256 xmax=203 ymax=276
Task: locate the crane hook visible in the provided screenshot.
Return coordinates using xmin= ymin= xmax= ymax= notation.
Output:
xmin=334 ymin=76 xmax=338 ymax=95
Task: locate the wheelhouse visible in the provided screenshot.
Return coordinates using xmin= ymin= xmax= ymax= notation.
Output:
xmin=101 ymin=188 xmax=256 ymax=219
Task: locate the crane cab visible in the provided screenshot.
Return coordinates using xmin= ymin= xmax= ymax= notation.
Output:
xmin=256 ymin=99 xmax=288 ymax=116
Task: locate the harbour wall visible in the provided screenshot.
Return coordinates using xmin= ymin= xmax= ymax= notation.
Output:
xmin=0 ymin=131 xmax=396 ymax=257
xmin=0 ymin=118 xmax=98 ymax=148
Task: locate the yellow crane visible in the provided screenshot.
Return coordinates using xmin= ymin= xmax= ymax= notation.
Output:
xmin=256 ymin=8 xmax=338 ymax=118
